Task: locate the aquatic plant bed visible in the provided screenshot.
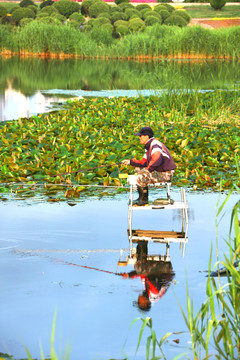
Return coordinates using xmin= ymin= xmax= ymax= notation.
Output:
xmin=0 ymin=91 xmax=239 ymax=201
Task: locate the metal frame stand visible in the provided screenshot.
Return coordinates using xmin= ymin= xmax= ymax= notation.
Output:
xmin=127 ymin=175 xmax=189 ymax=259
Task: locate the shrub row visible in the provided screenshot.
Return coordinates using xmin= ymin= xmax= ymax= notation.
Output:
xmin=81 ymin=0 xmax=191 ymax=37
xmin=0 ymin=0 xmax=191 ymax=33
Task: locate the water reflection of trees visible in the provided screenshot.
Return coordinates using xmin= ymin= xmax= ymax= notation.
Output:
xmin=0 ymin=57 xmax=240 ymax=96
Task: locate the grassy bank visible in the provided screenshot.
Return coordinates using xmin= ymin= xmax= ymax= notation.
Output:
xmin=184 ymin=4 xmax=240 ymax=18
xmin=0 ymin=91 xmax=239 ymax=200
xmin=1 ymin=22 xmax=240 ymax=59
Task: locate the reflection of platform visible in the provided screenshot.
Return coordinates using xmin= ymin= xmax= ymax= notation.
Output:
xmin=127 ymin=175 xmax=189 ymax=259
xmin=129 ymin=229 xmax=186 ymax=242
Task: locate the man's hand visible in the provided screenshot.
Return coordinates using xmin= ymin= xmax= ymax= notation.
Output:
xmin=121 ymin=159 xmax=130 ymax=165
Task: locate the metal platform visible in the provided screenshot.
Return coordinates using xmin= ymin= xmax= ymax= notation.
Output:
xmin=127 ymin=175 xmax=189 ymax=259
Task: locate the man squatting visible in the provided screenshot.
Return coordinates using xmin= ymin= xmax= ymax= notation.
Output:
xmin=121 ymin=127 xmax=176 ymax=206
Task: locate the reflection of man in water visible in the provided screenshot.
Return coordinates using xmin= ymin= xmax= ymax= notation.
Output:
xmin=122 ymin=242 xmax=175 ymax=311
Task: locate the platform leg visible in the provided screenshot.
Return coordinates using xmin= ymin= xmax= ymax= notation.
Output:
xmin=167 ymin=182 xmax=171 ymax=203
xmin=128 ymin=184 xmax=133 ymax=257
xmin=166 ymin=243 xmax=170 ymax=261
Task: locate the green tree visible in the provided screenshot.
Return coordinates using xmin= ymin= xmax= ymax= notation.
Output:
xmin=209 ymin=0 xmax=226 ymax=10
xmin=54 ymin=0 xmax=80 ymax=18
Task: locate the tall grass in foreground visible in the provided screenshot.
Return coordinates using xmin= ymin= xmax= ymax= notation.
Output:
xmin=1 ymin=22 xmax=240 ymax=58
xmin=133 ymin=158 xmax=240 ymax=360
xmin=25 ymin=310 xmax=72 ymax=360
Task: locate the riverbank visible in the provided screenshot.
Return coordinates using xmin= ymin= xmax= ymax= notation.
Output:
xmin=1 ymin=22 xmax=240 ymax=60
xmin=0 ymin=50 xmax=238 ymax=59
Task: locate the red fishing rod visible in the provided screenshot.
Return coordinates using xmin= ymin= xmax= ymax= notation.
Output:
xmin=56 ymin=257 xmax=126 ymax=276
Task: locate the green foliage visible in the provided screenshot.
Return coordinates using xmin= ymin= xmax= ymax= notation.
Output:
xmin=97 ymin=11 xmax=110 ymax=19
xmin=118 ymin=2 xmax=134 ymax=11
xmin=114 ymin=19 xmax=128 ymax=28
xmin=145 ymin=15 xmax=161 ymax=26
xmin=139 ymin=7 xmax=151 ymax=19
xmin=2 ymin=20 xmax=240 ymax=58
xmin=115 ymin=23 xmax=129 ymax=37
xmin=0 ymin=5 xmax=8 ymax=17
xmin=54 ymin=0 xmax=80 ymax=18
xmin=39 ymin=5 xmax=59 ymax=15
xmin=141 ymin=9 xmax=153 ymax=20
xmin=115 ymin=0 xmax=129 ymax=5
xmin=131 ymin=317 xmax=172 ymax=360
xmin=69 ymin=12 xmax=85 ymax=23
xmin=128 ymin=17 xmax=145 ymax=33
xmin=209 ymin=0 xmax=226 ymax=9
xmin=40 ymin=0 xmax=54 ymax=10
xmin=37 ymin=16 xmax=62 ymax=24
xmin=81 ymin=0 xmax=95 ymax=15
xmin=88 ymin=1 xmax=109 ymax=18
xmin=129 ymin=14 xmax=141 ymax=20
xmin=20 ymin=0 xmax=37 ymax=8
xmin=125 ymin=8 xmax=141 ymax=20
xmin=174 ymin=9 xmax=191 ymax=24
xmin=90 ymin=26 xmax=113 ymax=45
xmin=100 ymin=22 xmax=113 ymax=34
xmin=156 ymin=9 xmax=169 ymax=22
xmin=162 ymin=3 xmax=175 ymax=13
xmin=94 ymin=16 xmax=111 ymax=26
xmin=0 ymin=22 xmax=11 ymax=47
xmin=164 ymin=14 xmax=187 ymax=27
xmin=110 ymin=6 xmax=121 ymax=14
xmin=154 ymin=4 xmax=168 ymax=14
xmin=54 ymin=13 xmax=66 ymax=23
xmin=136 ymin=4 xmax=151 ymax=11
xmin=0 ymin=91 xmax=239 ymax=189
xmin=27 ymin=4 xmax=38 ymax=14
xmin=23 ymin=7 xmax=35 ymax=18
xmin=12 ymin=7 xmax=26 ymax=25
xmin=111 ymin=11 xmax=128 ymax=22
xmin=20 ymin=17 xmax=34 ymax=26
xmin=10 ymin=5 xmax=20 ymax=14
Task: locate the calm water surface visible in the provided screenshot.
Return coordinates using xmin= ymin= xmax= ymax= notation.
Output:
xmin=1 ymin=57 xmax=240 ymax=121
xmin=0 ymin=189 xmax=238 ymax=359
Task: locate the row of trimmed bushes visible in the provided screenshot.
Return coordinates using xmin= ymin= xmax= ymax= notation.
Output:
xmin=83 ymin=2 xmax=191 ymax=36
xmin=0 ymin=0 xmax=191 ymax=34
xmin=0 ymin=21 xmax=240 ymax=57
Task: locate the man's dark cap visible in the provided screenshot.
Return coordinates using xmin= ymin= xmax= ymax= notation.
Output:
xmin=134 ymin=127 xmax=154 ymax=137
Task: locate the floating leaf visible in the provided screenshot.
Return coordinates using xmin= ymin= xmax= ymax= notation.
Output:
xmin=0 ymin=187 xmax=9 ymax=193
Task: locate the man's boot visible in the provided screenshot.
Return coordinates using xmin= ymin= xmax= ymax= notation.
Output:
xmin=133 ymin=186 xmax=148 ymax=206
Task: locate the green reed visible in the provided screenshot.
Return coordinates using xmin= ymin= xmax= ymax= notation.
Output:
xmin=130 ymin=317 xmax=174 ymax=360
xmin=1 ymin=22 xmax=240 ymax=58
xmin=24 ymin=310 xmax=72 ymax=360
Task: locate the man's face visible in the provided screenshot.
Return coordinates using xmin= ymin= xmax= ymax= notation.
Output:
xmin=139 ymin=135 xmax=149 ymax=145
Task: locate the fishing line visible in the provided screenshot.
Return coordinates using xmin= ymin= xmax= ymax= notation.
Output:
xmin=14 ymin=248 xmax=129 ymax=276
xmin=15 ymin=248 xmax=128 ymax=254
